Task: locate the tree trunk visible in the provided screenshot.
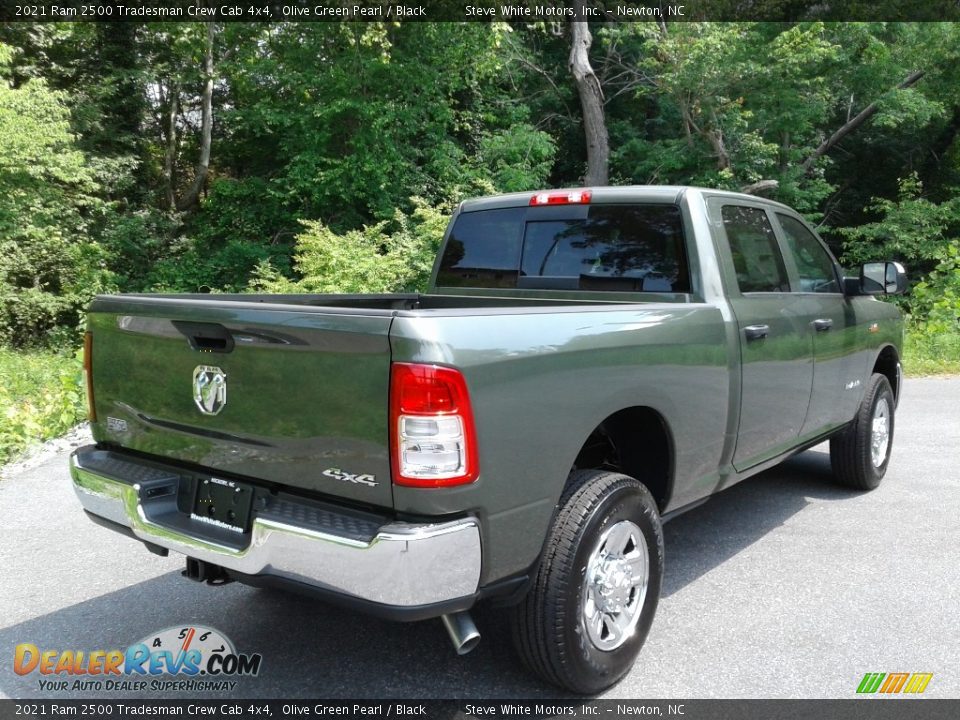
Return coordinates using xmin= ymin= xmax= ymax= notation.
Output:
xmin=680 ymin=101 xmax=695 ymax=148
xmin=707 ymin=110 xmax=730 ymax=171
xmin=163 ymin=82 xmax=179 ymax=211
xmin=569 ymin=5 xmax=609 ymax=186
xmin=176 ymin=24 xmax=214 ymax=211
xmin=801 ymin=70 xmax=925 ymax=174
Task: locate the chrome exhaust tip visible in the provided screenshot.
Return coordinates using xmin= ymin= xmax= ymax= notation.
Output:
xmin=441 ymin=611 xmax=480 ymax=655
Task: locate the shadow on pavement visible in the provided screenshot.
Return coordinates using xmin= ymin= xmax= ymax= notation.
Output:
xmin=1 ymin=448 xmax=859 ymax=700
xmin=662 ymin=448 xmax=860 ymax=597
xmin=0 ymin=571 xmax=541 ymax=699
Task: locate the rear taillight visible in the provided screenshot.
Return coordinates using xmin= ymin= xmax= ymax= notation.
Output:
xmin=529 ymin=189 xmax=592 ymax=206
xmin=83 ymin=331 xmax=96 ymax=422
xmin=390 ymin=363 xmax=479 ymax=487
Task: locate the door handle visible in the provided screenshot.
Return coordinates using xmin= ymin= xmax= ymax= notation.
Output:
xmin=813 ymin=318 xmax=833 ymax=332
xmin=744 ymin=324 xmax=770 ymax=341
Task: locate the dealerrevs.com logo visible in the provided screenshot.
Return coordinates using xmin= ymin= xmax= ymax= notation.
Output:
xmin=14 ymin=625 xmax=262 ymax=692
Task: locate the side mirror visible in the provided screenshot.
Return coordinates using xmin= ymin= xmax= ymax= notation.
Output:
xmin=859 ymin=261 xmax=907 ymax=295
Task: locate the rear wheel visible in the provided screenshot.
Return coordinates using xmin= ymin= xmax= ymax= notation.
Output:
xmin=510 ymin=470 xmax=664 ymax=694
xmin=830 ymin=373 xmax=896 ymax=490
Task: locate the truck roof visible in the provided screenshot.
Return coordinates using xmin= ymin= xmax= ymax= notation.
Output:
xmin=459 ymin=185 xmax=795 ymax=213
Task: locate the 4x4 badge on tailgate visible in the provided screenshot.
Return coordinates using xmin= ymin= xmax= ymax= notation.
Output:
xmin=193 ymin=365 xmax=227 ymax=415
xmin=322 ymin=467 xmax=378 ymax=487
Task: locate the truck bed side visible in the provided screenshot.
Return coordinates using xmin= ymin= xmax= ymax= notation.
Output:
xmin=387 ymin=302 xmax=732 ymax=584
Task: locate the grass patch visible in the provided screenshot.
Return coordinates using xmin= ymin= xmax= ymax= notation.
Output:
xmin=903 ymin=328 xmax=960 ymax=377
xmin=0 ymin=346 xmax=86 ymax=466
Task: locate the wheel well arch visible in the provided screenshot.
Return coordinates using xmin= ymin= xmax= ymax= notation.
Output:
xmin=570 ymin=406 xmax=675 ymax=513
xmin=872 ymin=344 xmax=902 ymax=405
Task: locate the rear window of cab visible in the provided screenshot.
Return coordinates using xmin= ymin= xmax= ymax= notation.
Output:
xmin=436 ymin=204 xmax=689 ymax=293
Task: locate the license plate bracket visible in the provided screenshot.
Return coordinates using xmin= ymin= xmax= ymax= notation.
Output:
xmin=193 ymin=476 xmax=255 ymax=533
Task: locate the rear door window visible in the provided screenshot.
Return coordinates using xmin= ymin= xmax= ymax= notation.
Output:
xmin=721 ymin=205 xmax=790 ymax=293
xmin=436 ymin=204 xmax=689 ymax=292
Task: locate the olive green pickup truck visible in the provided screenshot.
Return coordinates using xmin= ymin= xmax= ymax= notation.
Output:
xmin=71 ymin=186 xmax=906 ymax=693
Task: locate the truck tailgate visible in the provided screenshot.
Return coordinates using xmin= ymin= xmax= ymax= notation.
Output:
xmin=86 ymin=297 xmax=395 ymax=509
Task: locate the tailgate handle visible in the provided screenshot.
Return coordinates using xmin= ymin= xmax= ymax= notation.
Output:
xmin=172 ymin=321 xmax=235 ymax=354
xmin=193 ymin=336 xmax=230 ymax=352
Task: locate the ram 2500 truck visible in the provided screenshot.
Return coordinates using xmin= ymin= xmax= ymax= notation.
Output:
xmin=71 ymin=186 xmax=906 ymax=693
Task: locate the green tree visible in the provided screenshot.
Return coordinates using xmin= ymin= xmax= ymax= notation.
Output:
xmin=839 ymin=174 xmax=960 ymax=267
xmin=606 ymin=22 xmax=840 ymax=207
xmin=0 ymin=44 xmax=111 ymax=346
xmin=839 ymin=174 xmax=960 ymax=327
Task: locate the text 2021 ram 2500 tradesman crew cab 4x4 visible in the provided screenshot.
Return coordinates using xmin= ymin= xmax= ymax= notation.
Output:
xmin=71 ymin=186 xmax=906 ymax=693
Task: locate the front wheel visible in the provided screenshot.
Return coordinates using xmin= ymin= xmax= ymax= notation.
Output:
xmin=830 ymin=372 xmax=896 ymax=490
xmin=510 ymin=470 xmax=664 ymax=694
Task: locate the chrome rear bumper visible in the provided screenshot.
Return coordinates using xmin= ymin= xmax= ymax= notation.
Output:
xmin=70 ymin=447 xmax=481 ymax=609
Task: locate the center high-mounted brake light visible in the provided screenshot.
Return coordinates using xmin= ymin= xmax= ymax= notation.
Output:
xmin=390 ymin=362 xmax=479 ymax=488
xmin=529 ymin=189 xmax=592 ymax=206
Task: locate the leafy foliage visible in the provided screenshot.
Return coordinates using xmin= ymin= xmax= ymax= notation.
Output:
xmin=1 ymin=21 xmax=960 ymax=370
xmin=600 ymin=23 xmax=841 ymax=209
xmin=839 ymin=174 xmax=960 ymax=266
xmin=479 ymin=124 xmax=557 ymax=192
xmin=0 ymin=346 xmax=86 ymax=465
xmin=910 ymin=244 xmax=960 ymax=335
xmin=0 ymin=44 xmax=112 ymax=347
xmin=839 ymin=174 xmax=960 ymax=327
xmin=219 ymin=24 xmax=522 ymax=229
xmin=252 ymin=199 xmax=447 ymax=294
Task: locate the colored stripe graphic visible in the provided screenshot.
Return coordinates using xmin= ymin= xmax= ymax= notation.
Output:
xmin=857 ymin=672 xmax=933 ymax=694
xmin=857 ymin=673 xmax=886 ymax=693
xmin=880 ymin=673 xmax=909 ymax=693
xmin=903 ymin=673 xmax=934 ymax=694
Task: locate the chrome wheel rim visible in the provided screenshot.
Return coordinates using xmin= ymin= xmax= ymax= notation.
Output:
xmin=871 ymin=397 xmax=890 ymax=467
xmin=582 ymin=519 xmax=649 ymax=652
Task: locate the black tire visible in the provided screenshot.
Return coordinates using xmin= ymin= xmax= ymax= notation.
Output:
xmin=510 ymin=470 xmax=664 ymax=695
xmin=830 ymin=373 xmax=896 ymax=490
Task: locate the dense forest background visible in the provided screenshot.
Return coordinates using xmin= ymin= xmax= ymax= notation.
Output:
xmin=1 ymin=20 xmax=959 ymax=461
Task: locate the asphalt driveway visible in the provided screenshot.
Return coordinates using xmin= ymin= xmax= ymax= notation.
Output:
xmin=1 ymin=377 xmax=957 ymax=699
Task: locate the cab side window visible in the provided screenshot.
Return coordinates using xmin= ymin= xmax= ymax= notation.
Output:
xmin=721 ymin=205 xmax=790 ymax=293
xmin=776 ymin=214 xmax=840 ymax=293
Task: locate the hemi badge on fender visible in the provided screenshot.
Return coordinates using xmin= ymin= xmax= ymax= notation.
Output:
xmin=868 ymin=323 xmax=879 ymax=333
